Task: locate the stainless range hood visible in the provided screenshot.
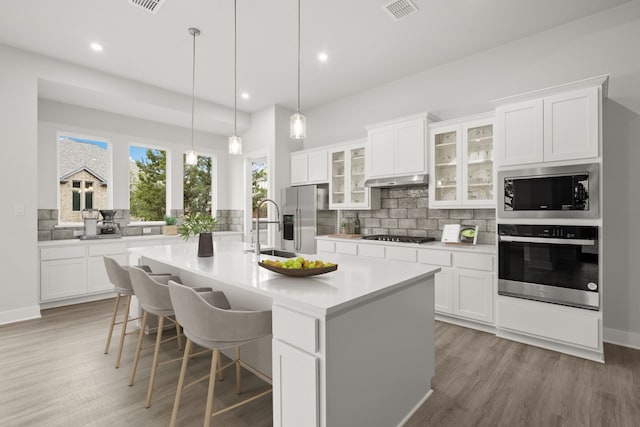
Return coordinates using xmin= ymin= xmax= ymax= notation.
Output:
xmin=364 ymin=174 xmax=429 ymax=188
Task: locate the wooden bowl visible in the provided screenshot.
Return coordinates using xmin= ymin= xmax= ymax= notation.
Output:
xmin=258 ymin=262 xmax=338 ymax=277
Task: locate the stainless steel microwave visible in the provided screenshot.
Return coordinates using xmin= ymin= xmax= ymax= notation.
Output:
xmin=498 ymin=163 xmax=599 ymax=219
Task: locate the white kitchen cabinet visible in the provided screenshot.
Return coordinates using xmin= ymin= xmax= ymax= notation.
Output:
xmin=41 ymin=258 xmax=87 ymax=301
xmin=329 ymin=142 xmax=380 ymax=210
xmin=290 ymin=149 xmax=328 ymax=185
xmin=434 ymin=267 xmax=454 ymax=314
xmin=366 ymin=113 xmax=437 ymax=179
xmin=453 ymin=269 xmax=494 ymax=324
xmin=87 ymin=243 xmax=128 ymax=293
xmin=429 ymin=113 xmax=495 ymax=209
xmin=493 ymin=76 xmax=607 ymax=167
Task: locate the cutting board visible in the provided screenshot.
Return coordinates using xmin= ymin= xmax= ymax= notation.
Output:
xmin=327 ymin=234 xmax=362 ymax=239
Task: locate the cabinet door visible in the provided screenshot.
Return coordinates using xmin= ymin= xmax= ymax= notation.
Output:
xmin=395 ymin=119 xmax=426 ymax=174
xmin=41 ymin=258 xmax=87 ymax=301
xmin=348 ymin=146 xmax=368 ymax=207
xmin=462 ymin=119 xmax=494 ymax=206
xmin=434 ymin=267 xmax=453 ymax=314
xmin=307 ymin=151 xmax=328 ymax=183
xmin=429 ymin=124 xmax=461 ymax=206
xmin=496 ymin=99 xmax=543 ymax=166
xmin=543 ymin=87 xmax=599 ymax=162
xmin=88 ymin=253 xmax=127 ymax=293
xmin=272 ymin=339 xmax=319 ymax=427
xmin=329 ymin=149 xmax=347 ymax=208
xmin=367 ymin=126 xmax=395 ymax=178
xmin=290 ymin=153 xmax=308 ymax=185
xmin=453 ymin=270 xmax=494 ymax=323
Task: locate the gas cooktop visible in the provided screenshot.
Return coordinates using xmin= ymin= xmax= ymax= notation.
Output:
xmin=362 ymin=235 xmax=435 ymax=244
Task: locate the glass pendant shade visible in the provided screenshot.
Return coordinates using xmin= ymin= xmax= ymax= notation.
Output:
xmin=228 ymin=135 xmax=242 ymax=155
xmin=185 ymin=149 xmax=198 ymax=165
xmin=290 ymin=112 xmax=306 ymax=139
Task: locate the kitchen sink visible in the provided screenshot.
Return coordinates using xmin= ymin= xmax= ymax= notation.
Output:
xmin=244 ymin=248 xmax=297 ymax=258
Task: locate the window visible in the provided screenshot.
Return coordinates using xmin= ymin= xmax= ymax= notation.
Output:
xmin=58 ymin=135 xmax=110 ymax=223
xmin=252 ymin=161 xmax=268 ymax=218
xmin=183 ymin=154 xmax=213 ymax=216
xmin=129 ymin=145 xmax=167 ymax=221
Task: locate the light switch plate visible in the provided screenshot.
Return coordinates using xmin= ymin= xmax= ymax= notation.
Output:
xmin=14 ymin=205 xmax=25 ymax=216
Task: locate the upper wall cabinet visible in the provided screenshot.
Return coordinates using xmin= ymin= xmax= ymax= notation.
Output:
xmin=493 ymin=75 xmax=608 ymax=168
xmin=429 ymin=113 xmax=495 ymax=209
xmin=365 ymin=113 xmax=438 ymax=179
xmin=290 ymin=149 xmax=328 ymax=186
xmin=329 ymin=140 xmax=380 ymax=210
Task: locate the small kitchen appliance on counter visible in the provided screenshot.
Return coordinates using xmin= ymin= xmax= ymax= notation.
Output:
xmin=80 ymin=209 xmax=100 ymax=239
xmin=98 ymin=210 xmax=122 ymax=238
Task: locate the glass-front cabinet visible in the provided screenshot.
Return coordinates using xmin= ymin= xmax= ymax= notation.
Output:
xmin=329 ymin=141 xmax=379 ymax=210
xmin=429 ymin=113 xmax=494 ymax=208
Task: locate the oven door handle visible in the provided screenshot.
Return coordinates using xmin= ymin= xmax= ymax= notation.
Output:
xmin=498 ymin=235 xmax=596 ymax=246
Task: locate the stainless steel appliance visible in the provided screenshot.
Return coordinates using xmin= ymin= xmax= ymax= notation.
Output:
xmin=362 ymin=235 xmax=435 ymax=244
xmin=81 ymin=209 xmax=99 ymax=239
xmin=498 ymin=224 xmax=599 ymax=310
xmin=498 ymin=163 xmax=599 ymax=219
xmin=98 ymin=210 xmax=122 ymax=236
xmin=282 ymin=185 xmax=335 ymax=254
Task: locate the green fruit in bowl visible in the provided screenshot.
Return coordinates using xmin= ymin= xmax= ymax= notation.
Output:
xmin=292 ymin=261 xmax=302 ymax=269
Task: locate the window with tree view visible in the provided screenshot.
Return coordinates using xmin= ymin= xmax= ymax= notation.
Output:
xmin=183 ymin=154 xmax=213 ymax=216
xmin=129 ymin=146 xmax=166 ymax=221
xmin=58 ymin=135 xmax=110 ymax=223
xmin=252 ymin=161 xmax=267 ymax=218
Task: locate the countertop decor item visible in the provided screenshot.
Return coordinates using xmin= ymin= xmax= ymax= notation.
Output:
xmin=259 ymin=261 xmax=337 ymax=277
xmin=178 ymin=213 xmax=217 ymax=257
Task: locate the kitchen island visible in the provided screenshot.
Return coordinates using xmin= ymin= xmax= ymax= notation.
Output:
xmin=129 ymin=241 xmax=439 ymax=427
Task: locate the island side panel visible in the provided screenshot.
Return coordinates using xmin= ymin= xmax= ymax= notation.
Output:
xmin=324 ymin=275 xmax=435 ymax=427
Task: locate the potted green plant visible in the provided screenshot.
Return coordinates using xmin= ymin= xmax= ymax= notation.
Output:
xmin=178 ymin=213 xmax=218 ymax=257
xmin=163 ymin=215 xmax=178 ymax=235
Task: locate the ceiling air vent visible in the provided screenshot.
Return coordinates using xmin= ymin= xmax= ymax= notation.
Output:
xmin=383 ymin=0 xmax=419 ymax=21
xmin=128 ymin=0 xmax=166 ymax=14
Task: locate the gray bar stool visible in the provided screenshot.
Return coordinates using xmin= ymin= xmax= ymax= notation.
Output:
xmin=128 ymin=266 xmax=184 ymax=408
xmin=168 ymin=280 xmax=272 ymax=427
xmin=103 ymin=256 xmax=158 ymax=368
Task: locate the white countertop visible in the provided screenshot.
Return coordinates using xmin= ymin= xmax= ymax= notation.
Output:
xmin=37 ymin=231 xmax=243 ymax=247
xmin=129 ymin=241 xmax=439 ymax=316
xmin=316 ymin=235 xmax=497 ymax=254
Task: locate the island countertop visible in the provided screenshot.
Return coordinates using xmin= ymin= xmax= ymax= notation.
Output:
xmin=129 ymin=240 xmax=440 ymax=316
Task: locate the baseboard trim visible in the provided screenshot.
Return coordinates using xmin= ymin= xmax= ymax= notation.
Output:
xmin=0 ymin=305 xmax=42 ymax=325
xmin=604 ymin=327 xmax=640 ymax=350
xmin=398 ymin=389 xmax=433 ymax=427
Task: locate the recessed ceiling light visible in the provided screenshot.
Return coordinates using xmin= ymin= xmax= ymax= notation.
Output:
xmin=241 ymin=92 xmax=250 ymax=100
xmin=317 ymin=52 xmax=328 ymax=63
xmin=90 ymin=42 xmax=103 ymax=52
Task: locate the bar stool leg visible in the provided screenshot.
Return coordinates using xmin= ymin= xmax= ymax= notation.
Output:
xmin=104 ymin=293 xmax=122 ymax=354
xmin=175 ymin=320 xmax=183 ymax=350
xmin=129 ymin=310 xmax=148 ymax=386
xmin=170 ymin=338 xmax=192 ymax=427
xmin=204 ymin=350 xmax=220 ymax=427
xmin=236 ymin=347 xmax=242 ymax=395
xmin=145 ymin=315 xmax=165 ymax=408
xmin=115 ymin=294 xmax=133 ymax=368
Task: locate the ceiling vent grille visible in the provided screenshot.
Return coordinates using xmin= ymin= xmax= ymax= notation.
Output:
xmin=128 ymin=0 xmax=165 ymax=14
xmin=383 ymin=0 xmax=419 ymax=21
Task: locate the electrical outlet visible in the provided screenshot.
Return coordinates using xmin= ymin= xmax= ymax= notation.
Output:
xmin=73 ymin=230 xmax=84 ymax=237
xmin=143 ymin=227 xmax=152 ymax=234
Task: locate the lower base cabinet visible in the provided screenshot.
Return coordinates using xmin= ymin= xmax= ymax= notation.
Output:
xmin=40 ymin=258 xmax=87 ymax=301
xmin=453 ymin=269 xmax=494 ymax=323
xmin=434 ymin=268 xmax=454 ymax=314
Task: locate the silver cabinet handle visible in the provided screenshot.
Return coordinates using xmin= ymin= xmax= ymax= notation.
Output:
xmin=499 ymin=235 xmax=595 ymax=246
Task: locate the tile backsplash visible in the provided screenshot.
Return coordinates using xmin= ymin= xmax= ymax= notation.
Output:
xmin=339 ymin=186 xmax=496 ymax=244
xmin=37 ymin=209 xmax=244 ymax=241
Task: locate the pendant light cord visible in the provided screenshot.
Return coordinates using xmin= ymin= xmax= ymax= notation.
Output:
xmin=191 ymin=29 xmax=197 ymax=151
xmin=234 ymin=0 xmax=238 ymax=136
xmin=297 ymin=0 xmax=301 ymax=114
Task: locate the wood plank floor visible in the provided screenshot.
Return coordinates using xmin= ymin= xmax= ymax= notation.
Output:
xmin=1 ymin=298 xmax=639 ymax=426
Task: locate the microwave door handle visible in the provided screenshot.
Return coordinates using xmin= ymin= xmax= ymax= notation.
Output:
xmin=498 ymin=235 xmax=596 ymax=246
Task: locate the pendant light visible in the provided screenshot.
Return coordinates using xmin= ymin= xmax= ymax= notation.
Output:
xmin=228 ymin=0 xmax=242 ymax=155
xmin=290 ymin=0 xmax=306 ymax=139
xmin=185 ymin=27 xmax=200 ymax=166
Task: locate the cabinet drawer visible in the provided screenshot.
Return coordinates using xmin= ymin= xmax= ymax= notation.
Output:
xmin=89 ymin=243 xmax=128 ymax=257
xmin=316 ymin=240 xmax=335 ymax=253
xmin=386 ymin=246 xmax=417 ymax=263
xmin=273 ymin=305 xmax=319 ymax=354
xmin=41 ymin=246 xmax=86 ymax=261
xmin=358 ymin=244 xmax=385 ymax=259
xmin=417 ymin=249 xmax=452 ymax=267
xmin=335 ymin=241 xmax=358 ymax=256
xmin=453 ymin=252 xmax=494 ymax=272
xmin=498 ymin=298 xmax=599 ymax=349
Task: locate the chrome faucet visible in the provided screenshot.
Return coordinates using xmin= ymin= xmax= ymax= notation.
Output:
xmin=255 ymin=198 xmax=281 ymax=257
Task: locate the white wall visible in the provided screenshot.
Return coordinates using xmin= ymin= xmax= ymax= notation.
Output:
xmin=37 ymin=99 xmax=231 ymax=211
xmin=303 ymin=2 xmax=640 ymax=345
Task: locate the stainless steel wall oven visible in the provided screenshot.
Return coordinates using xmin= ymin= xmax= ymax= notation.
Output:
xmin=498 ymin=224 xmax=599 ymax=310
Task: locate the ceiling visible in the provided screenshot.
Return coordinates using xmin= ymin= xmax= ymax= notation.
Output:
xmin=0 ymin=0 xmax=631 ymax=120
